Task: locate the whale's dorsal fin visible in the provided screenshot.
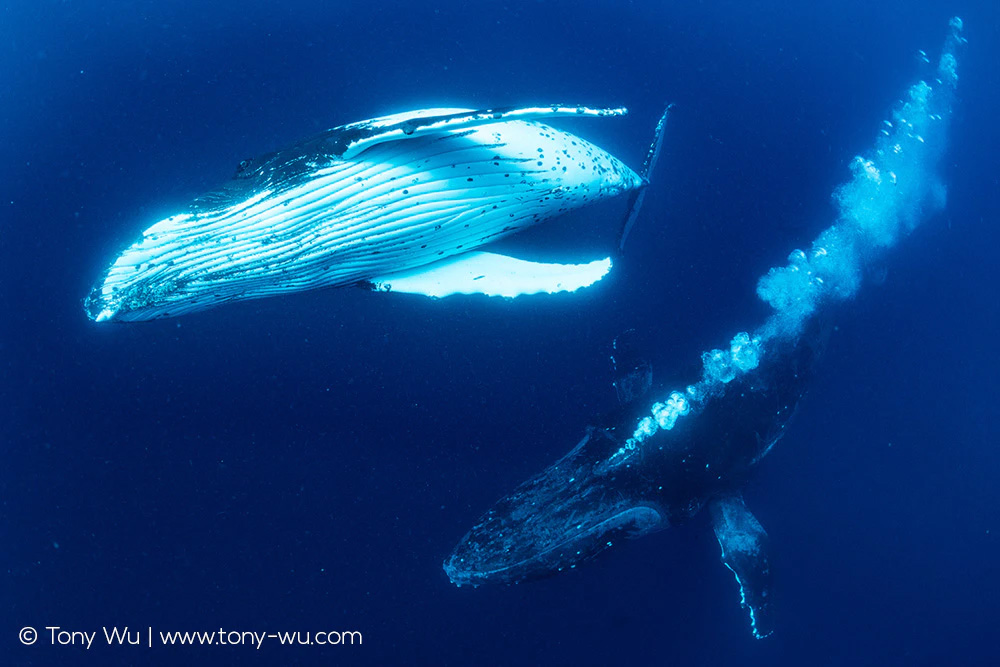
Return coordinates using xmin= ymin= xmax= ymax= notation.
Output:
xmin=708 ymin=492 xmax=775 ymax=639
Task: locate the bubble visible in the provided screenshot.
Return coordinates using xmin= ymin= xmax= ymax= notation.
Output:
xmin=612 ymin=20 xmax=962 ymax=468
xmin=730 ymin=333 xmax=761 ymax=372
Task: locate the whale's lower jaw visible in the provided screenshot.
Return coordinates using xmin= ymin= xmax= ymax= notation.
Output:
xmin=88 ymin=119 xmax=641 ymax=322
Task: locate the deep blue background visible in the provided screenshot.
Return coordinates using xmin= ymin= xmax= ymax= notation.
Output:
xmin=3 ymin=1 xmax=999 ymax=665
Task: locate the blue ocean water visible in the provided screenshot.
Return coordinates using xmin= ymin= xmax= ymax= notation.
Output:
xmin=2 ymin=1 xmax=999 ymax=664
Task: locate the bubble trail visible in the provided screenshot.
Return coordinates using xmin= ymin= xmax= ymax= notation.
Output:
xmin=611 ymin=18 xmax=965 ymax=465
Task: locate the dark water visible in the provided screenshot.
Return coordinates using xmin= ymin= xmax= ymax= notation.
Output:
xmin=3 ymin=1 xmax=999 ymax=664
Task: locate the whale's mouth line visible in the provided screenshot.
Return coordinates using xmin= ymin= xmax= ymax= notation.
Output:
xmin=447 ymin=504 xmax=664 ymax=583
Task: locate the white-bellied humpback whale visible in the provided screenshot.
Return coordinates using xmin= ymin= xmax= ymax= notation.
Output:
xmin=86 ymin=105 xmax=669 ymax=322
xmin=445 ymin=19 xmax=965 ymax=640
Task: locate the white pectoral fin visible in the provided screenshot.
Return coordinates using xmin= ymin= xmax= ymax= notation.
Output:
xmin=372 ymin=252 xmax=612 ymax=298
xmin=340 ymin=105 xmax=628 ymax=159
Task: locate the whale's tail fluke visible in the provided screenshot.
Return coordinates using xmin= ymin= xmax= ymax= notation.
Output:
xmin=618 ymin=104 xmax=673 ymax=251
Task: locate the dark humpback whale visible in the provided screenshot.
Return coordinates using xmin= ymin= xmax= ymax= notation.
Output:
xmin=86 ymin=105 xmax=669 ymax=322
xmin=446 ymin=322 xmax=825 ymax=639
xmin=445 ymin=18 xmax=965 ymax=639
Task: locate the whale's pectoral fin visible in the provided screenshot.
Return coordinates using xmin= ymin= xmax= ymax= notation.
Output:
xmin=708 ymin=493 xmax=775 ymax=639
xmin=339 ymin=105 xmax=629 ymax=160
xmin=371 ymin=251 xmax=611 ymax=298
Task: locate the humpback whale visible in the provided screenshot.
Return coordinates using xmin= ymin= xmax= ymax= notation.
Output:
xmin=445 ymin=19 xmax=965 ymax=639
xmin=86 ymin=105 xmax=669 ymax=322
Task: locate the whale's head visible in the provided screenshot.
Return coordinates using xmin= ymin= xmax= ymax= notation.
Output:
xmin=444 ymin=427 xmax=672 ymax=586
xmin=84 ymin=210 xmax=208 ymax=323
xmin=84 ymin=272 xmax=183 ymax=323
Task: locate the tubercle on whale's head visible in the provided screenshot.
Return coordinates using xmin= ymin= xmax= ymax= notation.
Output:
xmin=443 ymin=428 xmax=670 ymax=587
xmin=84 ymin=288 xmax=115 ymax=322
xmin=84 ymin=268 xmax=185 ymax=323
xmin=84 ymin=275 xmax=122 ymax=322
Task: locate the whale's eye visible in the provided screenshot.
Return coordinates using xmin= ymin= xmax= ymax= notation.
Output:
xmin=234 ymin=158 xmax=255 ymax=178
